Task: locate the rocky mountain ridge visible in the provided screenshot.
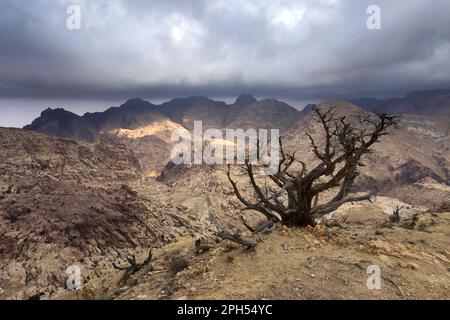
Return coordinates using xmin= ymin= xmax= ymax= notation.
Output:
xmin=25 ymin=94 xmax=301 ymax=140
xmin=350 ymin=89 xmax=450 ymax=116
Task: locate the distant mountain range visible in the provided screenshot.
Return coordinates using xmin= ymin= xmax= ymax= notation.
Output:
xmin=350 ymin=89 xmax=450 ymax=116
xmin=24 ymin=89 xmax=450 ymax=143
xmin=24 ymin=94 xmax=301 ymax=142
xmin=20 ymin=89 xmax=450 ymax=177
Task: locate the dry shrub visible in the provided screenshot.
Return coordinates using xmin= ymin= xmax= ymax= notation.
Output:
xmin=169 ymin=257 xmax=189 ymax=274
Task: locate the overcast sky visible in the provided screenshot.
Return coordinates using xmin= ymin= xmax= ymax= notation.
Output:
xmin=1 ymin=0 xmax=450 ymax=127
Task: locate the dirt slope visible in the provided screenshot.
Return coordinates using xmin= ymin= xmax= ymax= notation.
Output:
xmin=66 ymin=207 xmax=450 ymax=300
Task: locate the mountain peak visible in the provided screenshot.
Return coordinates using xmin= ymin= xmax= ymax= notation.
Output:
xmin=234 ymin=94 xmax=257 ymax=106
xmin=316 ymin=98 xmax=366 ymax=115
xmin=300 ymin=104 xmax=317 ymax=115
xmin=24 ymin=107 xmax=97 ymax=141
xmin=41 ymin=107 xmax=54 ymax=115
xmin=120 ymin=98 xmax=154 ymax=110
xmin=41 ymin=107 xmax=70 ymax=115
xmin=123 ymin=97 xmax=148 ymax=104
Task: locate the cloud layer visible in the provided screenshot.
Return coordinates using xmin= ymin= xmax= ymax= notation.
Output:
xmin=1 ymin=0 xmax=450 ymax=101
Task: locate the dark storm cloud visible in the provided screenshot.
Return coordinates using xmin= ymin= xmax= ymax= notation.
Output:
xmin=1 ymin=0 xmax=450 ymax=101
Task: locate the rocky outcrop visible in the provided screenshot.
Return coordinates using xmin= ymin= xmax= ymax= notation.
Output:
xmin=0 ymin=128 xmax=142 ymax=187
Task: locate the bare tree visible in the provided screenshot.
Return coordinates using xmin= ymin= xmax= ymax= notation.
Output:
xmin=113 ymin=249 xmax=153 ymax=284
xmin=222 ymin=107 xmax=398 ymax=246
xmin=389 ymin=205 xmax=405 ymax=223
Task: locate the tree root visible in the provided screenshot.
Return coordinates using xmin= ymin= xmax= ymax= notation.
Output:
xmin=218 ymin=219 xmax=279 ymax=249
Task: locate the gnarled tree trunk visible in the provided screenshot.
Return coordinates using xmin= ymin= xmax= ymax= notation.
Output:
xmin=220 ymin=106 xmax=398 ymax=246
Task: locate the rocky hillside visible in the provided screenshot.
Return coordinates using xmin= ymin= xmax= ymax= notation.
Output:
xmin=0 ymin=128 xmax=141 ymax=187
xmin=56 ymin=203 xmax=450 ymax=300
xmin=2 ymin=125 xmax=448 ymax=300
xmin=0 ymin=128 xmax=208 ymax=299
